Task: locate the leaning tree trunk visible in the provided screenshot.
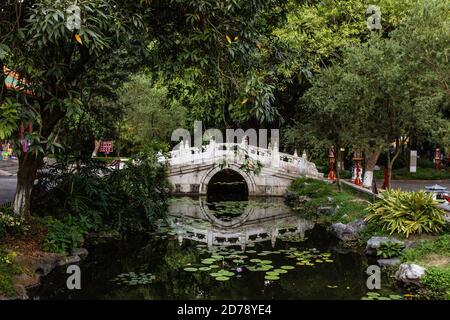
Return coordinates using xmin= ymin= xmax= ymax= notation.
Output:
xmin=363 ymin=147 xmax=382 ymax=189
xmin=13 ymin=152 xmax=42 ymax=216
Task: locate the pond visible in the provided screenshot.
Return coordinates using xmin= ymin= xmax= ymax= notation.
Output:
xmin=30 ymin=197 xmax=403 ymax=300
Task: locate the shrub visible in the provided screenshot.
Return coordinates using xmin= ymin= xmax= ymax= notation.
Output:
xmin=0 ymin=250 xmax=21 ymax=297
xmin=32 ymin=153 xmax=170 ymax=234
xmin=365 ymin=190 xmax=447 ymax=238
xmin=417 ymin=267 xmax=450 ymax=300
xmin=0 ymin=208 xmax=30 ymax=237
xmin=377 ymin=242 xmax=405 ymax=258
xmin=107 ymin=154 xmax=170 ymax=232
xmin=43 ymin=215 xmax=93 ymax=255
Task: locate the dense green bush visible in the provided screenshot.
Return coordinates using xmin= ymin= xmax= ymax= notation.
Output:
xmin=32 ymin=153 xmax=170 ymax=235
xmin=43 ymin=215 xmax=93 ymax=255
xmin=417 ymin=267 xmax=450 ymax=300
xmin=365 ymin=190 xmax=446 ymax=238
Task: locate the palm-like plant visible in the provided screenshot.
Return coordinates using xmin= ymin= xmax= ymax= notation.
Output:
xmin=365 ymin=190 xmax=447 ymax=238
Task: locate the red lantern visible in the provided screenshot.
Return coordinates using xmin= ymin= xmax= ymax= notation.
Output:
xmin=353 ymin=150 xmax=363 ymax=186
xmin=328 ymin=146 xmax=336 ymax=181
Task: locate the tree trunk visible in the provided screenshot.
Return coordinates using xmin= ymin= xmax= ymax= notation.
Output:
xmin=386 ymin=142 xmax=402 ymax=190
xmin=336 ymin=164 xmax=341 ymax=192
xmin=13 ymin=153 xmax=42 ymax=216
xmin=363 ymin=146 xmax=381 ymax=189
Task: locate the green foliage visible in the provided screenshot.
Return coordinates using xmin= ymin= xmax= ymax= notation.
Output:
xmin=401 ymin=235 xmax=450 ymax=300
xmin=289 ymin=178 xmax=333 ymax=199
xmin=288 ymin=177 xmax=372 ymax=228
xmin=118 ymin=75 xmax=187 ymax=156
xmin=0 ymin=208 xmax=30 ymax=237
xmin=401 ymin=234 xmax=450 ymax=263
xmin=0 ymin=250 xmax=21 ymax=297
xmin=107 ymin=153 xmax=171 ymax=232
xmin=32 ymin=153 xmax=170 ymax=234
xmin=285 ymin=0 xmax=449 ymax=172
xmin=0 ymin=99 xmax=20 ymax=140
xmin=153 ymin=0 xmax=289 ymax=125
xmin=239 ymin=159 xmax=263 ymax=176
xmin=374 ymin=167 xmax=450 ymax=180
xmin=377 ymin=242 xmax=405 ymax=259
xmin=43 ymin=215 xmax=93 ymax=255
xmin=365 ymin=190 xmax=447 ymax=238
xmin=417 ymin=267 xmax=450 ymax=300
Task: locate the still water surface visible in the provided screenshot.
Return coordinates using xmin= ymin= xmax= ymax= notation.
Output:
xmin=31 ymin=197 xmax=401 ymax=299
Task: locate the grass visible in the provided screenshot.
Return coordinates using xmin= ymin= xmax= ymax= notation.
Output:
xmin=288 ymin=177 xmax=372 ymax=224
xmin=401 ymin=234 xmax=450 ymax=300
xmin=401 ymin=234 xmax=450 ymax=265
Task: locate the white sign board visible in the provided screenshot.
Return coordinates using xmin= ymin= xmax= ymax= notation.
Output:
xmin=410 ymin=150 xmax=417 ymax=173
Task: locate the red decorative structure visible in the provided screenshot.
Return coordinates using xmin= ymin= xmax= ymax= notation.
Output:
xmin=327 ymin=146 xmax=336 ymax=181
xmin=353 ymin=150 xmax=363 ymax=186
xmin=100 ymin=141 xmax=113 ymax=160
xmin=381 ymin=167 xmax=390 ymax=189
xmin=444 ymin=195 xmax=450 ymax=203
xmin=435 ymin=148 xmax=441 ymax=175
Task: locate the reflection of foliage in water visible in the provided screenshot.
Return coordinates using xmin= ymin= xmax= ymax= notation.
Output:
xmin=31 ymin=197 xmax=403 ymax=300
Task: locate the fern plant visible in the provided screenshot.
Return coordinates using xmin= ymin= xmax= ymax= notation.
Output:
xmin=365 ymin=190 xmax=446 ymax=238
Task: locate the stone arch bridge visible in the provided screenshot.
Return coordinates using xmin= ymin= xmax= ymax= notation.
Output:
xmin=158 ymin=139 xmax=321 ymax=197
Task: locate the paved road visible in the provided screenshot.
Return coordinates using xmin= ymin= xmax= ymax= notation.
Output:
xmin=0 ymin=176 xmax=16 ymax=205
xmin=375 ymin=179 xmax=450 ymax=192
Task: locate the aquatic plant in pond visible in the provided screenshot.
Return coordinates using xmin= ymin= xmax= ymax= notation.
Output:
xmin=361 ymin=292 xmax=403 ymax=300
xmin=30 ymin=197 xmax=404 ymax=300
xmin=113 ymin=272 xmax=156 ymax=286
xmin=181 ymin=243 xmax=338 ymax=284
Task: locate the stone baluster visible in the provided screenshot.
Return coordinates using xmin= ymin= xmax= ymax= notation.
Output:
xmin=271 ymin=142 xmax=280 ymax=168
xmin=209 ymin=137 xmax=216 ymax=161
xmin=184 ymin=140 xmax=191 ymax=162
xmin=293 ymin=149 xmax=299 ymax=166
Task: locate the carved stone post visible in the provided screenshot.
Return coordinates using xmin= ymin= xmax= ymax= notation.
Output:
xmin=271 ymin=142 xmax=280 ymax=168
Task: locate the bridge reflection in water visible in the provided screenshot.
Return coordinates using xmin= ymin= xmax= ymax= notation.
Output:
xmin=167 ymin=197 xmax=315 ymax=250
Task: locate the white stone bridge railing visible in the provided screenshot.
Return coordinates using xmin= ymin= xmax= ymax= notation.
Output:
xmin=158 ymin=139 xmax=321 ymax=178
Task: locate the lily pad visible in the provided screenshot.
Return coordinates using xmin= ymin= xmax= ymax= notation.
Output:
xmin=264 ymin=275 xmax=280 ymax=281
xmin=199 ymin=267 xmax=211 ymax=271
xmin=215 ymin=276 xmax=230 ymax=281
xmin=280 ymin=265 xmax=295 ymax=270
xmin=184 ymin=267 xmax=198 ymax=272
xmin=274 ymin=269 xmax=288 ymax=274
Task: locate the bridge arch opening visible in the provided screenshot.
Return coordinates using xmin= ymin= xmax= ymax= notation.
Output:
xmin=207 ymin=169 xmax=249 ymax=202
